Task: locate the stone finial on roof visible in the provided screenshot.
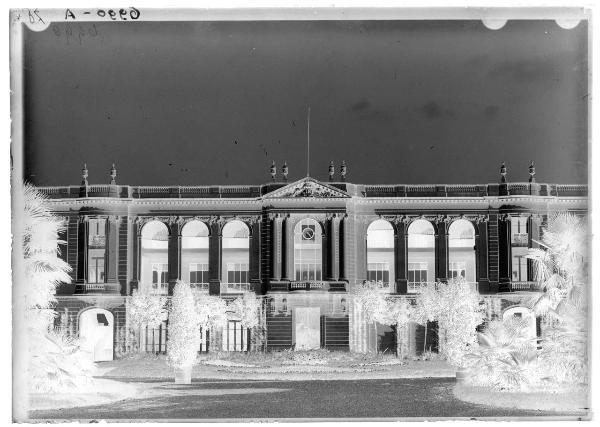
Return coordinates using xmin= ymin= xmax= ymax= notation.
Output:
xmin=328 ymin=161 xmax=335 ymax=181
xmin=528 ymin=161 xmax=536 ymax=183
xmin=340 ymin=160 xmax=347 ymax=182
xmin=81 ymin=162 xmax=88 ymax=186
xmin=282 ymin=161 xmax=289 ymax=182
xmin=110 ymin=163 xmax=117 ymax=185
xmin=270 ymin=161 xmax=277 ymax=181
xmin=500 ymin=162 xmax=507 ymax=183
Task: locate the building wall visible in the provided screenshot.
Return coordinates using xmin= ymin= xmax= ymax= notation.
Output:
xmin=40 ymin=179 xmax=587 ymax=355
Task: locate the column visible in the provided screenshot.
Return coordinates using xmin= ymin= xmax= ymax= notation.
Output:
xmin=435 ymin=219 xmax=449 ymax=282
xmin=394 ymin=218 xmax=408 ymax=294
xmin=105 ymin=216 xmax=119 ymax=285
xmin=327 ymin=214 xmax=339 ymax=281
xmin=167 ymin=220 xmax=182 ymax=296
xmin=208 ymin=218 xmax=222 ymax=296
xmin=527 ymin=214 xmax=541 ymax=282
xmin=475 ymin=218 xmax=490 ymax=293
xmin=270 ymin=214 xmax=282 ymax=281
xmin=75 ymin=216 xmax=88 ymax=293
xmin=339 ymin=214 xmax=347 ymax=281
xmin=498 ymin=214 xmax=512 ymax=290
xmin=282 ymin=215 xmax=293 ymax=281
xmin=321 ymin=220 xmax=328 ymax=282
xmin=249 ymin=217 xmax=262 ymax=294
xmin=130 ymin=219 xmax=142 ymax=294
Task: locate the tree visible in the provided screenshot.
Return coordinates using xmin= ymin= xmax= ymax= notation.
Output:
xmin=352 ymin=281 xmax=392 ymax=351
xmin=195 ymin=295 xmax=228 ymax=332
xmin=526 ymin=212 xmax=588 ymax=386
xmin=412 ymin=282 xmax=439 ymax=353
xmin=167 ymin=280 xmax=200 ymax=383
xmin=232 ymin=292 xmax=261 ymax=330
xmin=14 ymin=183 xmax=95 ymax=415
xmin=436 ymin=279 xmax=485 ymax=367
xmin=128 ymin=289 xmax=167 ymax=329
xmin=387 ymin=297 xmax=415 ymax=359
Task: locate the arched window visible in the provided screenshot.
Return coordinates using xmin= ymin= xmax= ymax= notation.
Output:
xmin=222 ymin=220 xmax=250 ymax=293
xmin=140 ymin=220 xmax=169 ymax=295
xmin=294 ymin=218 xmax=323 ymax=282
xmin=181 ymin=221 xmax=209 ymax=292
xmin=366 ymin=219 xmax=394 ymax=289
xmin=448 ymin=219 xmax=476 ymax=284
xmin=407 ymin=219 xmax=435 ymax=293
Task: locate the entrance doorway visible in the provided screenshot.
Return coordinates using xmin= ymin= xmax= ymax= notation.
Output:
xmin=79 ymin=308 xmax=114 ymax=362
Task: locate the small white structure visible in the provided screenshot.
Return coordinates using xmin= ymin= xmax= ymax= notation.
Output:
xmin=79 ymin=308 xmax=114 ymax=362
xmin=503 ymin=306 xmax=537 ymax=339
xmin=293 ymin=307 xmax=321 ymax=350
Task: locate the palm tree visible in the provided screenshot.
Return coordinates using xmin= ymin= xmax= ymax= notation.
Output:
xmin=525 ymin=212 xmax=588 ymax=386
xmin=15 ymin=182 xmax=94 ymax=397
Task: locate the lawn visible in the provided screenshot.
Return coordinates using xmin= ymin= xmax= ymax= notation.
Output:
xmin=99 ymin=349 xmax=455 ymax=381
xmin=453 ymin=384 xmax=589 ymax=413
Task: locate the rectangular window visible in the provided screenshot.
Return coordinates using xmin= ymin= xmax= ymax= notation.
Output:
xmin=408 ymin=262 xmax=428 ymax=293
xmin=88 ymin=256 xmax=105 ymax=284
xmin=87 ymin=218 xmax=106 ymax=285
xmin=88 ymin=218 xmax=106 ymax=248
xmin=151 ymin=263 xmax=168 ymax=294
xmin=511 ymin=255 xmax=528 ymax=282
xmin=226 ymin=263 xmax=249 ymax=292
xmin=295 ymin=263 xmax=322 ymax=281
xmin=189 ymin=263 xmax=209 ymax=292
xmin=367 ymin=262 xmax=390 ymax=286
xmin=511 ymin=216 xmax=529 ymax=247
xmin=449 ymin=262 xmax=467 ymax=280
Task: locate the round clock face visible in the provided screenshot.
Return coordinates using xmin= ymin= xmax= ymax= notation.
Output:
xmin=302 ymin=227 xmax=315 ymax=240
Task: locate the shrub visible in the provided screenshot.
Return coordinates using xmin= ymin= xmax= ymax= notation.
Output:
xmin=128 ymin=289 xmax=167 ymax=329
xmin=167 ymin=281 xmax=200 ymax=369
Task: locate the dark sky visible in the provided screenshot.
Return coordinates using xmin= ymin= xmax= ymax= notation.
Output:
xmin=22 ymin=20 xmax=588 ymax=186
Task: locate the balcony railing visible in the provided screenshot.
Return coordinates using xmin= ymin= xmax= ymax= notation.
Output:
xmin=224 ymin=283 xmax=252 ymax=293
xmin=89 ymin=235 xmax=106 ymax=247
xmin=511 ymin=233 xmax=529 ymax=247
xmin=509 ymin=281 xmax=540 ymax=292
xmin=290 ymin=281 xmax=327 ymax=291
xmin=408 ymin=281 xmax=478 ymax=294
xmin=85 ymin=283 xmax=105 ymax=292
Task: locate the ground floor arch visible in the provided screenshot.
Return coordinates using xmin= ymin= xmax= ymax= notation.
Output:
xmin=79 ymin=307 xmax=114 ymax=362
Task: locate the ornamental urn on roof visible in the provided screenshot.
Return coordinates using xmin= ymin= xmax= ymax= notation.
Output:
xmin=529 ymin=161 xmax=536 ymax=183
xmin=110 ymin=163 xmax=117 ymax=185
xmin=81 ymin=162 xmax=88 ymax=186
xmin=282 ymin=161 xmax=289 ymax=182
xmin=500 ymin=162 xmax=507 ymax=183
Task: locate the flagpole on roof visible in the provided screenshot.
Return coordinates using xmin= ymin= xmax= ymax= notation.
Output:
xmin=307 ymin=106 xmax=310 ymax=177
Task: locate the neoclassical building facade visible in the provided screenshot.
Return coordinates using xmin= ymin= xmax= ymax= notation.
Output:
xmin=38 ymin=162 xmax=588 ymax=359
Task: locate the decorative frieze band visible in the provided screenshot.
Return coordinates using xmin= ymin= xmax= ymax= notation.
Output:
xmin=134 ymin=214 xmax=261 ymax=230
xmin=379 ymin=213 xmax=489 ymax=225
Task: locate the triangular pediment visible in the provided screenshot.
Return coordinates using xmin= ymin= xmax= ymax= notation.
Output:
xmin=263 ymin=177 xmax=350 ymax=199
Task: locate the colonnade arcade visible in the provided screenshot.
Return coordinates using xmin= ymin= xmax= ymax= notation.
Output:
xmin=365 ymin=214 xmax=490 ymax=294
xmin=130 ymin=215 xmax=261 ymax=296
